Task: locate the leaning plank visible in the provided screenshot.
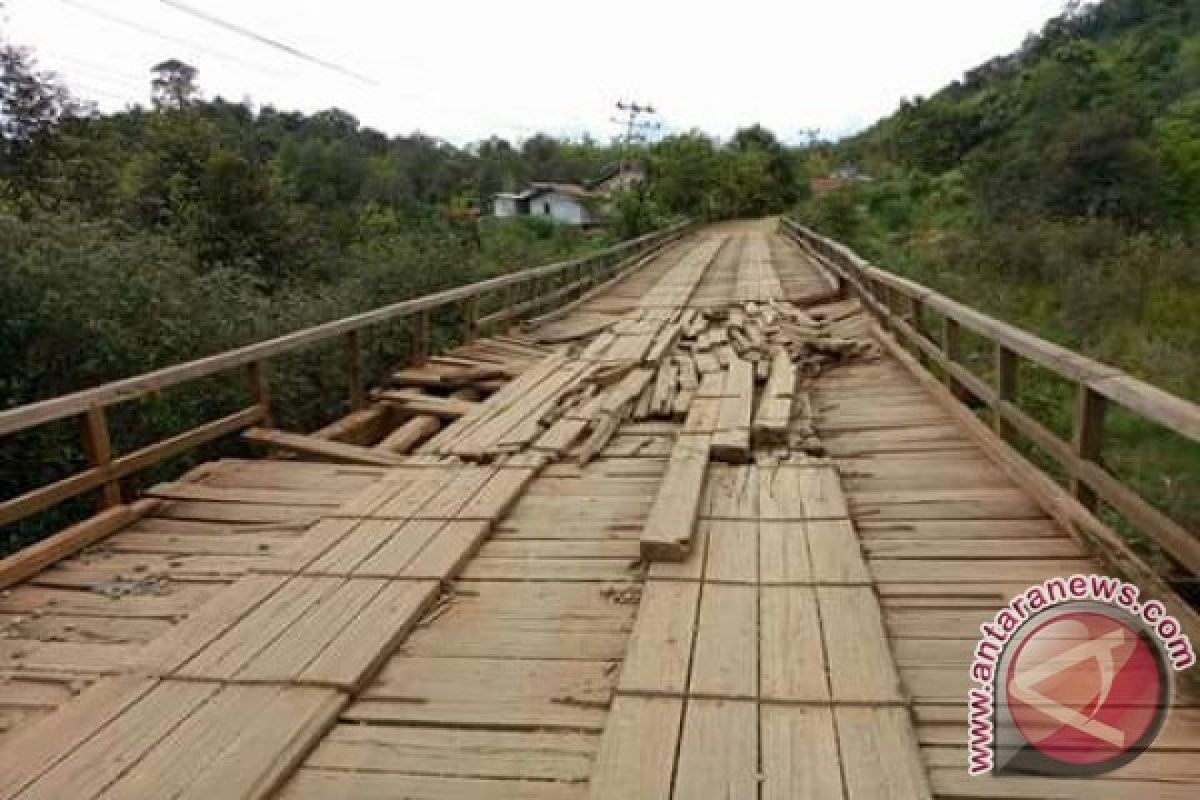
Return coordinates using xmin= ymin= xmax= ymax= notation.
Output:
xmin=378 ymin=393 xmax=481 ymax=419
xmin=242 ymin=428 xmax=403 ymax=467
xmin=640 ymin=433 xmax=711 ymax=561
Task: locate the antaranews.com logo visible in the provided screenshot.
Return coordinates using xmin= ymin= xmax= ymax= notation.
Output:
xmin=967 ymin=574 xmax=1196 ymax=777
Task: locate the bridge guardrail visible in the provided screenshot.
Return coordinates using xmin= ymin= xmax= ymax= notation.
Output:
xmin=0 ymin=222 xmax=690 ymax=534
xmin=782 ymin=217 xmax=1199 ymax=592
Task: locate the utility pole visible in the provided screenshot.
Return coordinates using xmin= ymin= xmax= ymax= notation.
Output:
xmin=611 ymin=100 xmax=660 ymax=180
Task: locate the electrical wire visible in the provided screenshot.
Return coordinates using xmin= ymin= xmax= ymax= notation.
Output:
xmin=158 ymin=0 xmax=377 ymax=86
xmin=56 ymin=0 xmax=283 ymax=77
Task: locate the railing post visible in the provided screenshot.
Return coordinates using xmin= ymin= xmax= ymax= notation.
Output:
xmin=412 ymin=310 xmax=430 ymax=366
xmin=943 ymin=317 xmax=968 ymax=402
xmin=1072 ymin=385 xmax=1108 ymax=510
xmin=994 ymin=344 xmax=1018 ymax=439
xmin=345 ymin=329 xmax=365 ymax=411
xmin=80 ymin=406 xmax=121 ymax=508
xmin=910 ymin=296 xmax=930 ymax=367
xmin=247 ymin=360 xmax=273 ymax=428
xmin=462 ymin=295 xmax=479 ymax=343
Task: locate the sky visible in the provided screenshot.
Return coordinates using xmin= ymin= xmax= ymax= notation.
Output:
xmin=4 ymin=0 xmax=1069 ymax=145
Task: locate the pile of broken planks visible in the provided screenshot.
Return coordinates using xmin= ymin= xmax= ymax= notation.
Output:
xmin=0 ymin=458 xmax=543 ymax=799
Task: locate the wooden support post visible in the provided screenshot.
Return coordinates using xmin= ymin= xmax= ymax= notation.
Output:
xmin=345 ymin=329 xmax=365 ymax=411
xmin=994 ymin=345 xmax=1018 ymax=440
xmin=80 ymin=406 xmax=121 ymax=509
xmin=911 ymin=296 xmax=930 ymax=367
xmin=1072 ymin=385 xmax=1108 ymax=511
xmin=462 ymin=295 xmax=480 ymax=343
xmin=943 ymin=317 xmax=968 ymax=402
xmin=412 ymin=310 xmax=430 ymax=366
xmin=247 ymin=360 xmax=273 ymax=429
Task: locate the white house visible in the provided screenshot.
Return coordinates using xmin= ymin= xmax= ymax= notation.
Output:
xmin=492 ymin=164 xmax=643 ymax=226
xmin=493 ymin=183 xmax=600 ymax=226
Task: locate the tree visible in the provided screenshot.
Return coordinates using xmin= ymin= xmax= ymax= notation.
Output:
xmin=151 ymin=59 xmax=199 ymax=111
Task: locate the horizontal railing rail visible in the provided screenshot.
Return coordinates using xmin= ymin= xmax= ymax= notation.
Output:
xmin=781 ymin=218 xmax=1200 ymax=581
xmin=0 ymin=222 xmax=690 ymax=531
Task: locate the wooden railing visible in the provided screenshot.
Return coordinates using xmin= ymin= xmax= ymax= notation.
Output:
xmin=0 ymin=223 xmax=689 ymax=532
xmin=782 ymin=218 xmax=1200 ymax=584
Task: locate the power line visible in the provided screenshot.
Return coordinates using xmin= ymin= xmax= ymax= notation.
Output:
xmin=158 ymin=0 xmax=377 ymax=86
xmin=56 ymin=0 xmax=283 ymax=78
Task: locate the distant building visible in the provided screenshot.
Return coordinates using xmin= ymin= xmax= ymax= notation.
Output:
xmin=811 ymin=165 xmax=873 ymax=195
xmin=493 ymin=163 xmax=643 ymax=226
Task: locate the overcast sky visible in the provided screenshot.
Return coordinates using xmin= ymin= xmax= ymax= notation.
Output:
xmin=5 ymin=0 xmax=1068 ymax=144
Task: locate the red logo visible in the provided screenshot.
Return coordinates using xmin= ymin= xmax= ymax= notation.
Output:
xmin=995 ymin=605 xmax=1169 ymax=776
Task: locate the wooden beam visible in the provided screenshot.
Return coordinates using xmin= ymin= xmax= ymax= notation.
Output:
xmin=80 ymin=406 xmax=121 ymax=509
xmin=995 ymin=344 xmax=1018 ymax=440
xmin=247 ymin=360 xmax=273 ymax=429
xmin=411 ymin=310 xmax=430 ymax=367
xmin=0 ymin=499 xmax=158 ymax=590
xmin=242 ymin=428 xmax=404 ymax=467
xmin=345 ymin=330 xmax=365 ymax=411
xmin=0 ymin=406 xmax=262 ymax=528
xmin=1072 ymin=384 xmax=1108 ymax=511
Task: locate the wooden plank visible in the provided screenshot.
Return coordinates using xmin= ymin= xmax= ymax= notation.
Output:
xmin=174 ymin=685 xmax=343 ymax=800
xmin=587 ymin=695 xmax=683 ymax=800
xmin=0 ymin=500 xmax=155 ymax=591
xmin=306 ymin=725 xmax=597 ymax=782
xmin=808 ymin=518 xmax=871 ymax=584
xmin=174 ymin=576 xmax=341 ymax=681
xmin=133 ymin=573 xmax=287 ymax=674
xmin=17 ymin=680 xmax=220 ymax=800
xmin=356 ymin=655 xmax=611 ymax=730
xmin=347 ymin=519 xmax=444 ymax=577
xmin=759 ymin=521 xmax=813 ymax=584
xmin=760 ymin=586 xmax=828 ymax=702
xmin=304 ymin=519 xmax=412 ymax=576
xmin=399 ymin=520 xmax=491 ymax=580
xmin=752 ymin=348 xmax=796 ymax=442
xmin=281 ymin=770 xmax=586 ymax=800
xmin=243 ymin=428 xmax=403 ymax=467
xmin=759 ymin=465 xmax=849 ymax=520
xmin=640 ymin=434 xmax=710 ymax=561
xmin=705 ymin=519 xmax=757 ymax=583
xmin=672 ymin=698 xmax=758 ymax=800
xmin=235 ymin=578 xmax=386 ymax=683
xmin=298 ymin=579 xmax=438 ymax=691
xmin=761 ymin=704 xmax=845 ymax=800
xmin=711 ymin=358 xmax=753 ymax=463
xmin=0 ymin=675 xmax=158 ymax=800
xmin=689 ymin=584 xmax=757 ymax=699
xmin=818 ymin=586 xmax=903 ymax=704
xmin=618 ymin=580 xmax=700 ymax=696
xmin=835 ymin=707 xmax=932 ymax=800
xmin=456 ymin=467 xmax=538 ymax=521
xmin=380 ymin=393 xmax=481 ymax=419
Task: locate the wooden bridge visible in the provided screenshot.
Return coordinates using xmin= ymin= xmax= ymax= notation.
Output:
xmin=0 ymin=218 xmax=1197 ymax=798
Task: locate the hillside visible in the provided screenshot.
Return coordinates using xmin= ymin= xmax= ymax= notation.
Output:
xmin=799 ymin=0 xmax=1200 ymax=541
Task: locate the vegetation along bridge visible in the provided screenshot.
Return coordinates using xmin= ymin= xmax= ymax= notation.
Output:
xmin=0 ymin=219 xmax=1197 ymax=798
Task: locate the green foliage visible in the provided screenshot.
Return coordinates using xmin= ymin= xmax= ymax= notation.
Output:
xmin=0 ymin=41 xmax=638 ymax=550
xmin=645 ymin=126 xmax=800 ymax=221
xmin=796 ymin=0 xmax=1200 ymax=540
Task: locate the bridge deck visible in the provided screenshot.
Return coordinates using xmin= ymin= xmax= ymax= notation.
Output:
xmin=1 ymin=220 xmax=1196 ymax=798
